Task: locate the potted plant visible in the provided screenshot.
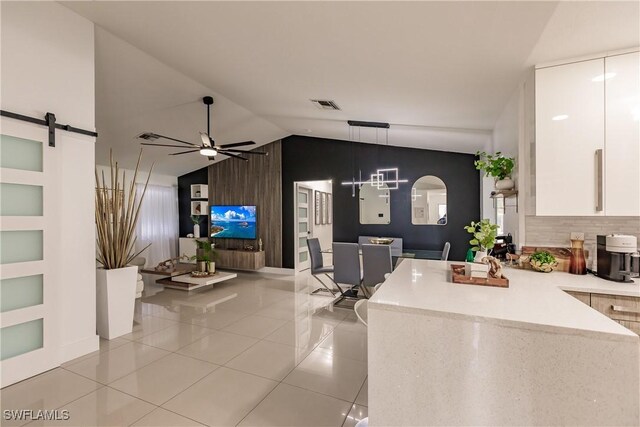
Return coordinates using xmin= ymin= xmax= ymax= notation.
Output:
xmin=194 ymin=239 xmax=217 ymax=273
xmin=191 ymin=215 xmax=202 ymax=238
xmin=529 ymin=251 xmax=558 ymax=273
xmin=475 ymin=151 xmax=516 ymax=190
xmin=95 ymin=151 xmax=152 ymax=339
xmin=464 ymin=219 xmax=499 ymax=262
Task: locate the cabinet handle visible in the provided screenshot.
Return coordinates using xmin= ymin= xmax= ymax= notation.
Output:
xmin=611 ymin=305 xmax=640 ymax=315
xmin=595 ymin=149 xmax=604 ymax=212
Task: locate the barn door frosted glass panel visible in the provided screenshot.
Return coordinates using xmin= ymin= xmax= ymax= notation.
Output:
xmin=1 ymin=275 xmax=43 ymax=313
xmin=0 ymin=230 xmax=43 ymax=264
xmin=0 ymin=134 xmax=43 ymax=171
xmin=0 ymin=183 xmax=43 ymax=216
xmin=0 ymin=319 xmax=43 ymax=360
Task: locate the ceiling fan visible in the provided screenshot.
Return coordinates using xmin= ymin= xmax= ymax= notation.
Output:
xmin=137 ymin=96 xmax=267 ymax=162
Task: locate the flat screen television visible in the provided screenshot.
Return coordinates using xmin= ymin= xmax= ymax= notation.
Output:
xmin=210 ymin=205 xmax=257 ymax=239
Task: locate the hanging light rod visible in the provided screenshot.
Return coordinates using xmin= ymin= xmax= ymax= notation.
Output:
xmin=347 ymin=120 xmax=390 ymax=129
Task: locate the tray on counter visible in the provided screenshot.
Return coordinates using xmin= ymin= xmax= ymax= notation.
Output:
xmin=450 ymin=264 xmax=509 ymax=288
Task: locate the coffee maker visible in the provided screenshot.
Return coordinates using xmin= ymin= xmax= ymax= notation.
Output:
xmin=596 ymin=235 xmax=638 ymax=283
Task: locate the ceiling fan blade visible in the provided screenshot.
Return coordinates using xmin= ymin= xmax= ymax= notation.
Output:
xmin=153 ymin=133 xmax=198 ymax=146
xmin=221 ymin=149 xmax=268 ymax=156
xmin=217 ymin=141 xmax=256 ymax=149
xmin=223 ymin=152 xmax=249 ymax=161
xmin=169 ymin=149 xmax=201 ymax=156
xmin=199 ymin=132 xmax=213 ymax=148
xmin=141 ymin=142 xmax=199 ymax=148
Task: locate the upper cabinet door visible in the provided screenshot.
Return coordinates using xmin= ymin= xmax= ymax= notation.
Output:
xmin=605 ymin=52 xmax=640 ymax=216
xmin=535 ymin=59 xmax=605 ymax=216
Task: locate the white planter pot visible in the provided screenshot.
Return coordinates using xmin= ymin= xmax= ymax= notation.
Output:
xmin=96 ymin=266 xmax=137 ymax=340
xmin=209 ymin=262 xmax=215 ymax=274
xmin=495 ymin=177 xmax=515 ymax=190
xmin=474 ymin=250 xmax=488 ymax=263
xmin=193 ymin=224 xmax=200 ymax=238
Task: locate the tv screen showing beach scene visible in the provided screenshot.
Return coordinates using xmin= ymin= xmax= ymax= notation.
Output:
xmin=210 ymin=205 xmax=257 ymax=239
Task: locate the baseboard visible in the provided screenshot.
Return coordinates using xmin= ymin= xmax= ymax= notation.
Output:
xmin=258 ymin=266 xmax=296 ymax=275
xmin=60 ymin=334 xmax=99 ymax=363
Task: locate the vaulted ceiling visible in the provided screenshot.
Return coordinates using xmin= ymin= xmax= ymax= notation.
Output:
xmin=62 ymin=1 xmax=640 ymax=176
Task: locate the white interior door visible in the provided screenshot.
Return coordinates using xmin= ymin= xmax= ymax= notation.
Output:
xmin=0 ymin=121 xmax=59 ymax=387
xmin=295 ymin=185 xmax=312 ymax=271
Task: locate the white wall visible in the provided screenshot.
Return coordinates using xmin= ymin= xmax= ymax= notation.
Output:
xmin=95 ymin=165 xmax=177 ymax=188
xmin=486 ymin=70 xmax=534 ymax=247
xmin=1 ymin=2 xmax=98 ymax=363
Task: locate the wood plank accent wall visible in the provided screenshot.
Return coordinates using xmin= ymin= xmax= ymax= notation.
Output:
xmin=207 ymin=140 xmax=282 ymax=267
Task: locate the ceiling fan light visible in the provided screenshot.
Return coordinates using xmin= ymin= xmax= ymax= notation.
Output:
xmin=200 ymin=147 xmax=217 ymax=156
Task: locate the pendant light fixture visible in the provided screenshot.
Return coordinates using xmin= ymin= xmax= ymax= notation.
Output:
xmin=341 ymin=120 xmax=408 ymax=191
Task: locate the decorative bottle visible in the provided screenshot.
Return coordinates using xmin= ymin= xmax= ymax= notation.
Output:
xmin=569 ymin=239 xmax=587 ymax=275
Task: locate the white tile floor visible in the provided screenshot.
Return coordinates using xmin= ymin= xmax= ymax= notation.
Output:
xmin=1 ymin=272 xmax=368 ymax=427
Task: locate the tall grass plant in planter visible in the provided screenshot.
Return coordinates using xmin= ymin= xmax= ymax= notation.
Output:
xmin=95 ymin=151 xmax=153 ymax=339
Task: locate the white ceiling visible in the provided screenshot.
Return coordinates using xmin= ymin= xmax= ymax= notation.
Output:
xmin=61 ymin=1 xmax=639 ymax=176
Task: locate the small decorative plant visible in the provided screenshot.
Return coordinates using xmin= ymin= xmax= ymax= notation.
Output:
xmin=475 ymin=151 xmax=515 ymax=180
xmin=529 ymin=251 xmax=558 ymax=273
xmin=191 ymin=215 xmax=202 ymax=226
xmin=194 ymin=239 xmax=217 ymax=272
xmin=464 ymin=219 xmax=499 ymax=254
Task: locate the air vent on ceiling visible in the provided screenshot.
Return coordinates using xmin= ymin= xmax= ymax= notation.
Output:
xmin=137 ymin=132 xmax=160 ymax=141
xmin=310 ymin=99 xmax=341 ymax=110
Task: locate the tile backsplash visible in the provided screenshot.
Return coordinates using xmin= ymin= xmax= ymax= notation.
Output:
xmin=525 ymin=216 xmax=640 ymax=266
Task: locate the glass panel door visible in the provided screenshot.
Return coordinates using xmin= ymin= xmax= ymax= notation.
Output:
xmin=296 ymin=185 xmax=312 ymax=271
xmin=0 ymin=131 xmax=56 ymax=387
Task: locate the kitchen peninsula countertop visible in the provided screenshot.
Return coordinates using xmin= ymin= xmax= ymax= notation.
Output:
xmin=367 ymin=259 xmax=639 ymax=426
xmin=370 ymin=259 xmax=638 ymax=340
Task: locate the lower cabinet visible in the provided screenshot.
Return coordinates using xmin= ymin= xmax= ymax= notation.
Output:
xmin=566 ymin=290 xmax=640 ymax=335
xmin=216 ymin=249 xmax=265 ymax=271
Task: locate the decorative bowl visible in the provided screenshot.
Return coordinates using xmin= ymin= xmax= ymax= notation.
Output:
xmin=529 ymin=258 xmax=558 ymax=273
xmin=369 ymin=238 xmax=394 ymax=245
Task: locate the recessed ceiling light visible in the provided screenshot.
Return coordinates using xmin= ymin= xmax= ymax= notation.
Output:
xmin=592 ymin=73 xmax=616 ymax=82
xmin=552 ymin=114 xmax=569 ymax=121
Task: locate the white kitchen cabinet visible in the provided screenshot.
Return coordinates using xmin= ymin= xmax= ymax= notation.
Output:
xmin=536 ymin=58 xmax=605 ymax=216
xmin=536 ymin=52 xmax=640 ymax=216
xmin=605 ymin=52 xmax=640 ymax=216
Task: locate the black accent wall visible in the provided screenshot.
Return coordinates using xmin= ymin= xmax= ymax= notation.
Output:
xmin=178 ymin=166 xmax=208 ymax=237
xmin=281 ymin=135 xmax=480 ymax=267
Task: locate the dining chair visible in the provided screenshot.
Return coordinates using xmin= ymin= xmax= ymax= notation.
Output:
xmin=332 ymin=242 xmax=362 ymax=304
xmin=441 ymin=242 xmax=451 ymax=261
xmin=362 ymin=244 xmax=392 ymax=297
xmin=307 ymin=238 xmax=336 ymax=296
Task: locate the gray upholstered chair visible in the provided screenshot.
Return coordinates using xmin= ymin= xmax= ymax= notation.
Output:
xmin=362 ymin=244 xmax=392 ymax=296
xmin=332 ymin=242 xmax=362 ymax=303
xmin=441 ymin=242 xmax=451 ymax=261
xmin=307 ymin=238 xmax=336 ymax=296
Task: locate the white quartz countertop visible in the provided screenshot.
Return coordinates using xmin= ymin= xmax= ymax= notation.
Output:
xmin=370 ymin=259 xmax=639 ymax=341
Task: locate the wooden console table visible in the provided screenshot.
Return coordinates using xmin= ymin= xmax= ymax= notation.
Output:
xmin=215 ymin=249 xmax=265 ymax=271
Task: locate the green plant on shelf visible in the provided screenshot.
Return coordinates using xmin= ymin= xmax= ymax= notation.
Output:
xmin=191 ymin=215 xmax=202 ymax=226
xmin=464 ymin=219 xmax=499 ymax=253
xmin=475 ymin=151 xmax=515 ymax=180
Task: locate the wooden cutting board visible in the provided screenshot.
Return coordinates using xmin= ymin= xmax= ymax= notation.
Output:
xmin=520 ymin=246 xmax=589 ymax=273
